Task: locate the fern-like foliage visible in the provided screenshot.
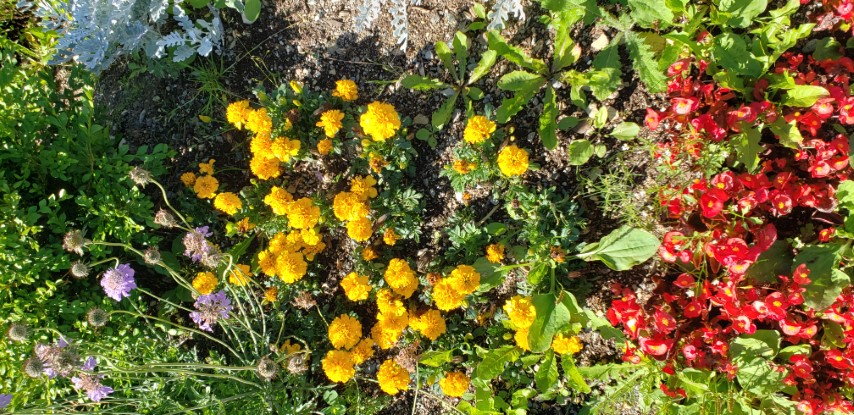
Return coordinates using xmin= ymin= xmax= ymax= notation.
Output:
xmin=487 ymin=0 xmax=525 ymax=30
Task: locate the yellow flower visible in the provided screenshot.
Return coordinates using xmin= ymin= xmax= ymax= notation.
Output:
xmin=360 ymin=102 xmax=401 ymax=142
xmin=486 ymin=243 xmax=505 ymax=264
xmin=192 ymin=272 xmax=218 ymax=295
xmin=515 ymin=328 xmax=531 ymax=351
xmin=264 ymin=186 xmax=294 ymax=215
xmin=214 ymin=192 xmax=242 ymax=215
xmin=369 ymin=153 xmax=389 ymax=174
xmin=290 ymin=80 xmax=303 ymax=94
xmin=332 ymin=79 xmax=358 ymax=102
xmin=350 ymin=175 xmax=378 ymax=200
xmin=371 ymin=320 xmax=405 ymax=349
xmin=410 ymin=309 xmax=446 ymax=341
xmin=226 ymin=100 xmax=252 ymax=129
xmin=447 ymin=265 xmax=480 ymax=295
xmin=347 ymin=217 xmax=373 ymax=242
xmin=258 ymin=250 xmax=278 ymax=277
xmin=263 ymin=286 xmax=278 ymax=302
xmin=246 ymin=108 xmax=273 ymax=136
xmin=439 ymin=372 xmax=470 ymax=397
xmin=276 ymin=251 xmax=307 ymax=283
xmin=552 ymin=334 xmax=583 ymax=355
xmin=271 ymin=138 xmax=301 ymax=163
xmin=432 ymin=278 xmax=466 ymax=311
xmin=317 ymin=138 xmax=333 ymax=155
xmin=362 ymin=246 xmax=378 ymax=262
xmin=302 ymin=241 xmax=326 ymax=261
xmin=193 ymin=175 xmax=219 ymax=199
xmin=384 ymin=258 xmax=418 ymax=298
xmin=452 ymin=159 xmax=476 ymax=174
xmin=341 ymin=272 xmax=371 ymax=301
xmin=300 ymin=227 xmax=322 ymax=246
xmin=376 ymin=289 xmax=407 ymax=317
xmin=228 ymin=264 xmax=252 ymax=286
xmin=383 ymin=228 xmax=399 ymax=246
xmin=322 ymin=350 xmax=355 ymax=383
xmin=180 ymin=172 xmax=196 ymax=187
xmin=497 ymin=144 xmax=529 ymax=177
xmin=317 ymin=109 xmax=345 ymax=137
xmin=279 ymin=339 xmax=301 ymax=355
xmin=504 ymin=295 xmax=536 ymax=329
xmin=286 ymin=198 xmax=321 ymax=230
xmin=250 ymin=134 xmax=273 ymax=155
xmin=198 ymin=159 xmax=216 ymax=175
xmin=352 ymin=338 xmax=375 ymax=364
xmin=249 ymin=156 xmax=282 ymax=180
xmin=236 ymin=217 xmax=255 ymax=233
xmin=269 ymin=232 xmax=298 ymax=254
xmin=377 ymin=359 xmax=410 ymax=395
xmin=333 ymin=192 xmax=370 ymax=222
xmin=463 ymin=115 xmax=496 ymax=144
xmin=328 ymin=314 xmax=362 ymax=350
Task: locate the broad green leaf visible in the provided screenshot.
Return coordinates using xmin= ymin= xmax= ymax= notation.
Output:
xmin=496 ymin=84 xmax=543 ymax=124
xmin=627 ymin=0 xmax=674 ymax=28
xmin=778 ymin=344 xmax=811 ymax=360
xmin=485 ymin=222 xmax=506 ymax=235
xmin=625 ymin=32 xmax=666 ymax=93
xmin=401 ymin=75 xmax=448 ymax=91
xmin=737 ymin=358 xmax=786 ymax=396
xmin=468 ymin=50 xmax=498 ymax=85
xmin=452 ymin=32 xmax=469 ymax=81
xmin=823 ymin=320 xmax=846 ymax=348
xmin=497 ymin=71 xmax=546 ymax=91
xmin=487 ymin=31 xmax=547 ymax=74
xmin=535 ymin=351 xmax=558 ymax=393
xmin=431 ymin=92 xmax=459 ymax=129
xmin=812 ymin=37 xmax=843 ymax=61
xmin=782 ymin=85 xmax=829 ymax=107
xmin=435 ymin=41 xmax=456 ymax=77
xmin=473 ymin=257 xmax=505 ymax=291
xmin=792 ymin=243 xmax=847 ymax=310
xmin=713 ymin=33 xmax=764 ymax=78
xmin=528 ymin=293 xmax=571 ymax=353
xmin=610 ymin=122 xmax=640 ymax=141
xmin=677 ymin=369 xmax=711 ymax=397
xmin=717 ymin=0 xmax=767 ymax=28
xmin=576 ymin=225 xmax=660 ymax=271
xmin=475 ymin=345 xmax=521 ymax=380
xmin=243 ymin=0 xmax=261 ymax=22
xmin=526 ymin=262 xmax=549 ymax=285
xmin=592 ymin=106 xmax=608 ymax=129
xmin=745 ymin=240 xmax=792 ymax=283
xmin=730 ymin=330 xmax=781 ymax=364
xmin=561 ymin=355 xmax=591 ymax=393
xmin=539 ymin=86 xmax=558 ymax=150
xmin=734 ymin=124 xmax=762 ymax=172
xmin=557 ymin=117 xmax=580 ymax=131
xmin=568 ymin=140 xmax=594 ymax=166
xmin=836 ymin=180 xmax=854 ymax=211
xmin=769 ymin=117 xmax=803 ymax=149
xmin=419 ymin=349 xmax=454 ymax=367
xmin=552 ymin=8 xmax=584 ymax=72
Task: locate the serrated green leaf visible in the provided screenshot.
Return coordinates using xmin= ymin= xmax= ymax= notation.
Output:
xmin=431 ymin=92 xmax=459 ymax=129
xmin=540 ymin=86 xmax=558 ymax=150
xmin=610 ymin=122 xmax=640 ymax=141
xmin=497 ymin=71 xmax=545 ymax=91
xmin=551 ymin=8 xmax=584 ymax=72
xmin=468 ymin=50 xmax=498 ymax=85
xmin=627 ymin=0 xmax=674 ymax=28
xmin=401 ymin=75 xmax=448 ymax=91
xmin=528 ymin=293 xmax=571 ymax=353
xmin=535 ymin=351 xmax=559 ymax=393
xmin=717 ymin=0 xmax=767 ymax=28
xmin=487 ymin=31 xmax=548 ymax=73
xmin=453 ymin=32 xmax=469 ymax=81
xmin=625 ymin=32 xmax=666 ymax=93
xmin=568 ymin=140 xmax=594 ymax=166
xmin=495 ymin=74 xmax=545 ymax=123
xmin=576 ymin=225 xmax=660 ymax=271
xmin=589 ymin=41 xmax=622 ymax=101
xmin=782 ymin=85 xmax=829 ymax=107
xmin=561 ymin=355 xmax=592 ymax=393
xmin=475 ymin=345 xmax=521 ymax=380
xmin=712 ymin=33 xmax=764 ymax=78
xmin=420 ymin=349 xmax=454 ymax=367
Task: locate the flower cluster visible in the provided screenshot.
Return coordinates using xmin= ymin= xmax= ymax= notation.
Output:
xmin=332 ymin=175 xmax=379 ymax=242
xmin=431 ymin=265 xmax=481 ymax=311
xmin=189 ymin=290 xmax=232 ymax=332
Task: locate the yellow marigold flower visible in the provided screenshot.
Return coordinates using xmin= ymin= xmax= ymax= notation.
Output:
xmin=236 ymin=217 xmax=255 ymax=233
xmin=515 ymin=328 xmax=531 ymax=351
xmin=332 ymin=79 xmax=358 ymax=102
xmin=258 ymin=250 xmax=278 ymax=277
xmin=303 ymin=241 xmax=326 ymax=261
xmin=360 ymin=102 xmax=401 ymax=142
xmin=322 ymin=350 xmax=355 ymax=383
xmin=486 ymin=243 xmax=505 ymax=264
xmin=341 ymin=272 xmax=371 ymax=301
xmin=350 ymin=175 xmax=378 ymax=200
xmin=371 ymin=321 xmax=402 ymax=349
xmin=317 ymin=109 xmax=345 ymax=138
xmin=193 ymin=175 xmax=219 ymax=199
xmin=317 ymin=138 xmax=333 ymax=155
xmin=362 ymin=246 xmax=378 ymax=262
xmin=276 ymin=251 xmax=308 ymax=283
xmin=504 ymin=295 xmax=536 ymax=330
xmin=333 ymin=192 xmax=370 ymax=222
xmin=192 ymin=271 xmax=218 ymax=295
xmin=180 ymin=172 xmax=197 ymax=187
xmin=250 ymin=134 xmax=273 ymax=155
xmin=448 ymin=265 xmax=480 ymax=295
xmin=228 ymin=264 xmax=252 ymax=286
xmin=497 ymin=144 xmax=529 ymax=177
xmin=377 ymin=359 xmax=410 ymax=395
xmin=347 ymin=217 xmax=373 ymax=242
xmin=279 ymin=339 xmax=301 ymax=355
xmin=432 ymin=278 xmax=466 ymax=311
xmin=410 ymin=309 xmax=446 ymax=341
xmin=286 ymin=198 xmax=320 ymax=230
xmin=352 ymin=338 xmax=375 ymax=364
xmin=439 ymin=372 xmax=470 ymax=397
xmin=198 ymin=159 xmax=216 ymax=175
xmin=552 ymin=334 xmax=583 ymax=355
xmin=246 ymin=108 xmax=273 ymax=136
xmin=463 ymin=115 xmax=496 ymax=145
xmin=226 ymin=100 xmax=251 ymax=129
xmin=452 ymin=159 xmax=476 ymax=174
xmin=263 ymin=186 xmax=293 ymax=215
xmin=384 ymin=258 xmax=418 ymax=298
xmin=272 ymin=138 xmax=301 ymax=163
xmin=249 ymin=156 xmax=282 ymax=180
xmin=213 ymin=192 xmax=242 ymax=215
xmin=263 ymin=286 xmax=278 ymax=302
xmin=268 ymin=233 xmax=292 ymax=255
xmin=383 ymin=228 xmax=399 ymax=246
xmin=369 ymin=153 xmax=389 ymax=174
xmin=300 ymin=227 xmax=322 ymax=246
xmin=328 ymin=314 xmax=363 ymax=350
xmin=376 ymin=288 xmax=407 ymax=317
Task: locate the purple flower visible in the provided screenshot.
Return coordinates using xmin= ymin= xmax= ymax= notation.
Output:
xmin=183 ymin=226 xmax=213 ymax=262
xmin=101 ymin=264 xmax=137 ymax=301
xmin=0 ymin=394 xmax=10 ymax=409
xmin=81 ymin=356 xmax=97 ymax=371
xmin=36 ymin=335 xmax=76 ymax=378
xmin=189 ymin=290 xmax=232 ymax=332
xmin=71 ymin=373 xmax=113 ymax=402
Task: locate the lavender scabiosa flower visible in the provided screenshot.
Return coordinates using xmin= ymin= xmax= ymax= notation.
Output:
xmin=183 ymin=226 xmax=214 ymax=262
xmin=189 ymin=290 xmax=232 ymax=332
xmin=0 ymin=394 xmax=10 ymax=409
xmin=71 ymin=356 xmax=113 ymax=402
xmin=101 ymin=264 xmax=137 ymax=301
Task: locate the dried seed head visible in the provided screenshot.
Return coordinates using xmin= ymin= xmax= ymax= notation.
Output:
xmin=129 ymin=166 xmax=152 ymax=186
xmin=23 ymin=357 xmax=44 ymax=378
xmin=7 ymin=323 xmax=29 ymax=342
xmin=256 ymin=357 xmax=278 ymax=381
xmin=70 ymin=261 xmax=90 ymax=279
xmin=53 ymin=349 xmax=80 ymax=377
xmin=286 ymin=354 xmax=307 ymax=374
xmin=87 ymin=308 xmax=109 ymax=328
xmin=143 ymin=247 xmax=161 ymax=265
xmin=154 ymin=209 xmax=178 ymax=228
xmin=62 ymin=230 xmax=87 ymax=255
xmin=291 ymin=291 xmax=316 ymax=310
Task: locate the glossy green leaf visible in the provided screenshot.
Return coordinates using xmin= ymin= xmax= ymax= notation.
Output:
xmin=243 ymin=0 xmax=261 ymax=22
xmin=487 ymin=31 xmax=547 ymax=74
xmin=610 ymin=122 xmax=640 ymax=141
xmin=468 ymin=50 xmax=498 ymax=85
xmin=431 ymin=92 xmax=459 ymax=129
xmin=419 ymin=349 xmax=454 ymax=367
xmin=576 ymin=225 xmax=660 ymax=271
xmin=782 ymin=85 xmax=829 ymax=107
xmin=568 ymin=140 xmax=594 ymax=166
xmin=562 ymin=355 xmax=592 ymax=393
xmin=717 ymin=0 xmax=767 ymax=28
xmin=401 ymin=75 xmax=447 ymax=91
xmin=539 ymin=86 xmax=558 ymax=150
xmin=535 ymin=351 xmax=558 ymax=393
xmin=528 ymin=293 xmax=571 ymax=353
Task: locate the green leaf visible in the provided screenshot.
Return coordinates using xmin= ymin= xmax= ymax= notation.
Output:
xmin=539 ymin=86 xmax=558 ymax=150
xmin=717 ymin=0 xmax=767 ymax=28
xmin=473 ymin=257 xmax=505 ymax=291
xmin=475 ymin=345 xmax=521 ymax=381
xmin=535 ymin=351 xmax=559 ymax=393
xmin=610 ymin=122 xmax=640 ymax=141
xmin=552 ymin=9 xmax=583 ymax=72
xmin=561 ymin=355 xmax=592 ymax=393
xmin=495 ymin=80 xmax=544 ymax=124
xmin=778 ymin=344 xmax=811 ymax=360
xmin=528 ymin=293 xmax=571 ymax=353
xmin=811 ymin=37 xmax=843 ymax=61
xmin=782 ymin=85 xmax=830 ymax=107
xmin=837 ymin=180 xmax=854 ymax=211
xmin=627 ymin=0 xmax=674 ymax=28
xmin=431 ymin=92 xmax=459 ymax=130
xmin=420 ymin=349 xmax=454 ymax=367
xmin=568 ymin=140 xmax=594 ymax=166
xmin=497 ymin=71 xmax=546 ymax=91
xmin=576 ymin=225 xmax=660 ymax=271
xmin=243 ymin=0 xmax=261 ymax=22
xmin=527 ymin=262 xmax=549 ymax=285
xmin=625 ymin=32 xmax=667 ymax=93
xmin=730 ymin=330 xmax=781 ymax=364
xmin=588 ymin=41 xmax=622 ymax=101
xmin=453 ymin=32 xmax=469 ymax=81
xmin=557 ymin=117 xmax=580 ymax=131
xmin=792 ymin=243 xmax=847 ymax=310
xmin=485 ymin=222 xmax=507 ymax=236
xmin=734 ymin=124 xmax=762 ymax=172
xmin=468 ymin=50 xmax=498 ymax=85
xmin=769 ymin=117 xmax=804 ymax=149
xmin=745 ymin=240 xmax=792 ymax=283
xmin=737 ymin=358 xmax=786 ymax=396
xmin=712 ymin=33 xmax=764 ymax=78
xmin=487 ymin=31 xmax=547 ymax=74
xmin=592 ymin=106 xmax=608 ymax=129
xmin=435 ymin=41 xmax=456 ymax=78
xmin=401 ymin=75 xmax=448 ymax=91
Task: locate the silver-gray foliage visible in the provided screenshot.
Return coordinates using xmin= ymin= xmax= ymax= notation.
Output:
xmin=20 ymin=0 xmax=223 ymax=73
xmin=487 ymin=0 xmax=525 ymax=31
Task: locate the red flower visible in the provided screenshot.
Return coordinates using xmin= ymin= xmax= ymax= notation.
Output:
xmin=645 ymin=108 xmax=661 ymax=130
xmin=667 ymin=59 xmax=691 ymax=77
xmin=793 ymin=264 xmax=811 ymax=285
xmin=790 ymin=354 xmax=814 ymax=379
xmin=780 ymin=319 xmax=802 ymax=336
xmin=639 ymin=336 xmax=674 ymax=357
xmin=764 ymin=292 xmax=788 ymax=320
xmin=653 ymin=309 xmax=678 ymax=334
xmin=769 ymin=191 xmax=794 ymax=216
xmin=671 ymin=97 xmax=699 ymax=115
xmin=660 ymin=383 xmax=687 ymax=399
xmin=683 ymin=300 xmax=704 ymax=318
xmin=700 ymin=189 xmax=728 ymax=218
xmin=732 ymin=315 xmax=756 ymax=334
xmin=673 ymin=273 xmax=695 ymax=288
xmin=819 ymin=227 xmax=835 ymax=242
xmin=826 ymin=349 xmax=854 ymax=370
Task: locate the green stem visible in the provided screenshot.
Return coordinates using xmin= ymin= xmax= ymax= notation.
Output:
xmin=109 ymin=310 xmax=241 ymax=359
xmin=151 ymin=180 xmax=191 ymax=229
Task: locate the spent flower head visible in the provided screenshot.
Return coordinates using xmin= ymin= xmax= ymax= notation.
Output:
xmin=143 ymin=247 xmax=161 ymax=264
xmin=62 ymin=230 xmax=88 ymax=255
xmin=70 ymin=261 xmax=90 ymax=279
xmin=256 ymin=357 xmax=278 ymax=381
xmin=154 ymin=209 xmax=178 ymax=228
xmin=23 ymin=357 xmax=44 ymax=378
xmin=129 ymin=166 xmax=152 ymax=187
xmin=7 ymin=323 xmax=29 ymax=343
xmin=86 ymin=308 xmax=109 ymax=328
